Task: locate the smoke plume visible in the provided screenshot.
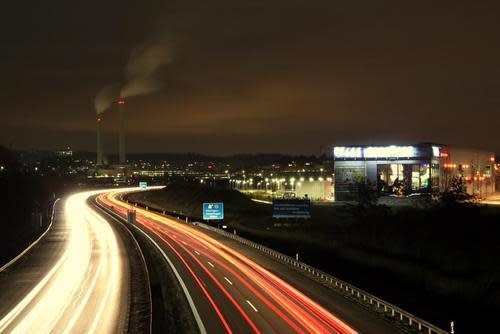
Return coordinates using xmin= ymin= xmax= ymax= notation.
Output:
xmin=94 ymin=83 xmax=120 ymax=114
xmin=120 ymin=41 xmax=173 ymax=98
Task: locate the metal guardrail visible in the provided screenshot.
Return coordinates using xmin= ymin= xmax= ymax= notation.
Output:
xmin=124 ymin=197 xmax=448 ymax=334
xmin=193 ymin=221 xmax=448 ymax=334
xmin=0 ymin=198 xmax=60 ymax=273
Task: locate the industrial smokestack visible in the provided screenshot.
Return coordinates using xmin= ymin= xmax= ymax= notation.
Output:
xmin=96 ymin=115 xmax=103 ymax=165
xmin=95 ymin=83 xmax=120 ymax=166
xmin=117 ymin=99 xmax=126 ymax=165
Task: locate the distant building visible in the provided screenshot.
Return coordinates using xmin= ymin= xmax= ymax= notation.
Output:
xmin=333 ymin=143 xmax=495 ymax=200
xmin=55 ymin=146 xmax=73 ymax=157
xmin=295 ymin=180 xmax=334 ymax=201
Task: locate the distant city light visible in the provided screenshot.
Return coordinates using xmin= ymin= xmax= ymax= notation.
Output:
xmin=432 ymin=146 xmax=440 ymax=158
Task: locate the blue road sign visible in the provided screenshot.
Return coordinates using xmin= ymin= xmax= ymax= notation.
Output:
xmin=139 ymin=182 xmax=148 ymax=189
xmin=203 ymin=203 xmax=224 ymax=220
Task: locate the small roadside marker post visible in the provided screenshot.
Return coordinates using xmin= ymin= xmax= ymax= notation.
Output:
xmin=127 ymin=210 xmax=136 ymax=224
xmin=450 ymin=321 xmax=455 ymax=334
xmin=296 ymin=253 xmax=299 ymax=261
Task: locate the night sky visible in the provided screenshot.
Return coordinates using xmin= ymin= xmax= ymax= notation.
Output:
xmin=1 ymin=1 xmax=499 ymax=155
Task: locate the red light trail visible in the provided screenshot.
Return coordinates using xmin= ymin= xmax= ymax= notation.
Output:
xmin=99 ymin=190 xmax=358 ymax=334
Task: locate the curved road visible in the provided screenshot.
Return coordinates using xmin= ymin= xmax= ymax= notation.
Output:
xmin=100 ymin=189 xmax=405 ymax=334
xmin=0 ymin=190 xmax=129 ymax=334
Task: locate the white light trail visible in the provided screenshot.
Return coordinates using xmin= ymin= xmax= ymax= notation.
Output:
xmin=0 ymin=190 xmax=125 ymax=334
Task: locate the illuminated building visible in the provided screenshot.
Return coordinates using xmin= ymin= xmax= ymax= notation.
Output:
xmin=333 ymin=143 xmax=495 ymax=200
xmin=295 ymin=179 xmax=334 ymax=201
xmin=55 ymin=146 xmax=73 ymax=157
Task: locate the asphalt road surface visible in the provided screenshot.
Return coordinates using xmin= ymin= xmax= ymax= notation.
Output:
xmin=100 ymin=189 xmax=405 ymax=334
xmin=0 ymin=190 xmax=129 ymax=334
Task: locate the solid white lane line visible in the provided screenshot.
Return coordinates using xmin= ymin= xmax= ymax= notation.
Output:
xmin=207 ymin=261 xmax=215 ymax=268
xmin=126 ymin=223 xmax=207 ymax=334
xmin=0 ymin=248 xmax=69 ymax=332
xmin=224 ymin=277 xmax=233 ymax=285
xmin=194 ymin=250 xmax=200 ymax=256
xmin=0 ymin=201 xmax=64 ymax=331
xmin=246 ymin=300 xmax=258 ymax=312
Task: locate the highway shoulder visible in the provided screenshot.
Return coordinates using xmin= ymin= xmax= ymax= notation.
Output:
xmin=189 ymin=224 xmax=407 ymax=334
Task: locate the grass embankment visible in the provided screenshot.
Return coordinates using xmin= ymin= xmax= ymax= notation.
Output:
xmin=127 ymin=181 xmax=500 ymax=333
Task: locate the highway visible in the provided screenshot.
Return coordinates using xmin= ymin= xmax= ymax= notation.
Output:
xmin=0 ymin=190 xmax=130 ymax=334
xmin=99 ymin=189 xmax=405 ymax=334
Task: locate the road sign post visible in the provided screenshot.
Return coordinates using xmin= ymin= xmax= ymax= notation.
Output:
xmin=127 ymin=210 xmax=136 ymax=224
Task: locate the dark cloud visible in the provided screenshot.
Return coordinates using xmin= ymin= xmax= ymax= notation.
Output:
xmin=0 ymin=0 xmax=499 ymax=154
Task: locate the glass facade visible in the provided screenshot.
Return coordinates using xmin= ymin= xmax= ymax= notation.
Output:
xmin=431 ymin=161 xmax=440 ymax=191
xmin=334 ymin=144 xmax=496 ymax=200
xmin=377 ymin=163 xmax=431 ymax=194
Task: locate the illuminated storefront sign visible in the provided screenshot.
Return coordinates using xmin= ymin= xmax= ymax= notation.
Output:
xmin=333 ymin=146 xmax=363 ymax=158
xmin=334 ymin=145 xmax=419 ymax=159
xmin=363 ymin=146 xmax=417 ymax=158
